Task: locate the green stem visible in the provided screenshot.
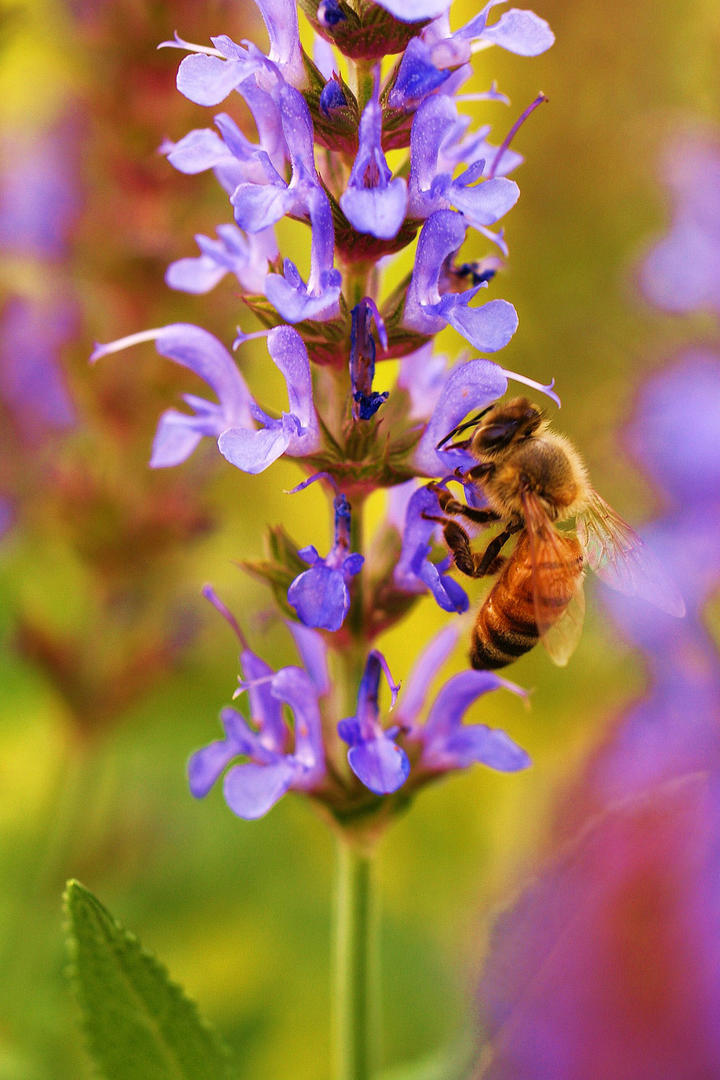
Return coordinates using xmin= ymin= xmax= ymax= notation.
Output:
xmin=333 ymin=835 xmax=379 ymax=1080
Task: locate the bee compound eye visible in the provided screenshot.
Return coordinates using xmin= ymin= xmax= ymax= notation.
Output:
xmin=481 ymin=421 xmax=517 ymax=447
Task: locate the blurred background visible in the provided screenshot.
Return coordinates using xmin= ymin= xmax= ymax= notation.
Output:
xmin=0 ymin=0 xmax=718 ymax=1077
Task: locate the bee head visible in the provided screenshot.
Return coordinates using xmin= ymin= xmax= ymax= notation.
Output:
xmin=470 ymin=397 xmax=544 ymax=457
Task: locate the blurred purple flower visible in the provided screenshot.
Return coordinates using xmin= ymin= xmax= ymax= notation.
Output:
xmin=0 ymin=297 xmax=76 ymax=440
xmin=189 ymin=648 xmax=327 ymax=819
xmin=479 ymin=775 xmax=720 ymax=1080
xmin=288 ymin=494 xmax=364 ymax=631
xmin=640 ymin=132 xmax=720 ymax=315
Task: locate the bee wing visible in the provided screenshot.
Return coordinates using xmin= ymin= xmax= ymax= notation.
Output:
xmin=521 ymin=490 xmax=586 ymax=667
xmin=576 ymin=491 xmax=686 ymax=617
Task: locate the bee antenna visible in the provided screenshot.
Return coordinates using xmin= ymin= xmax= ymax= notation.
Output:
xmin=436 ymin=406 xmax=493 ymax=450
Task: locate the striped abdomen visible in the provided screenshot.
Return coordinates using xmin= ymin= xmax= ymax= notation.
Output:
xmin=470 ymin=531 xmax=583 ymax=670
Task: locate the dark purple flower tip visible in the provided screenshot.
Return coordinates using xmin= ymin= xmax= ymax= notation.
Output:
xmin=318 ymin=0 xmax=346 ymax=27
xmin=319 ymin=76 xmax=348 ymax=115
xmin=388 ymin=37 xmax=452 ymax=110
xmin=350 ymin=298 xmax=389 ymax=420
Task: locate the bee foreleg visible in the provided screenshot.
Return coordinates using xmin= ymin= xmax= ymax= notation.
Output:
xmin=439 ymin=521 xmax=510 ymax=579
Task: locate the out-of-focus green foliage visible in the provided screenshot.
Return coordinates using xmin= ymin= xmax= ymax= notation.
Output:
xmin=0 ymin=0 xmax=717 ymax=1078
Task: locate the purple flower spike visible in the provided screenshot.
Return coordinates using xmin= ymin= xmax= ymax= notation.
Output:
xmin=218 ymin=325 xmax=320 ymax=473
xmin=90 ymin=324 xmax=255 ymax=468
xmin=338 ymin=651 xmax=408 ymax=795
xmin=340 ymin=77 xmax=407 ymax=240
xmin=403 ymin=210 xmax=518 ymax=352
xmin=165 ymin=224 xmax=277 ymax=295
xmin=393 ymin=486 xmax=470 ymax=612
xmin=288 ymin=494 xmax=364 ymax=631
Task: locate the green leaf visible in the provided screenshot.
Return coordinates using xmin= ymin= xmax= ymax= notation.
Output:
xmin=64 ymin=879 xmax=238 ymax=1080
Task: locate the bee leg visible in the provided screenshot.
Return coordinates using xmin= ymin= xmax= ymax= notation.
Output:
xmin=437 ymin=521 xmax=510 ymax=579
xmin=472 ymin=527 xmax=518 ymax=577
xmin=428 ymin=484 xmax=500 ymax=525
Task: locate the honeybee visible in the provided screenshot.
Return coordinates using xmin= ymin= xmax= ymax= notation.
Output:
xmin=428 ymin=397 xmax=685 ymax=669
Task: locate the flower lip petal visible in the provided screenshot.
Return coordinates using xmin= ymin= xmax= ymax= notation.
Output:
xmin=347 ymin=737 xmax=411 ymax=795
xmin=223 ymin=758 xmax=298 ymax=818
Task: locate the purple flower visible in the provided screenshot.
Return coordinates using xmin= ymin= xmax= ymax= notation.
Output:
xmin=397 ymin=626 xmax=529 ymax=775
xmin=339 ymin=631 xmax=529 ymax=797
xmin=90 ymin=323 xmax=254 ymax=468
xmin=402 ymin=210 xmax=519 ymax=351
xmin=230 ymin=84 xmax=341 ymax=322
xmin=338 ymin=651 xmax=408 ymax=795
xmin=91 ymin=323 xmax=320 ymax=473
xmin=639 ymin=132 xmax=720 ymax=314
xmin=288 ymin=494 xmax=364 ymax=631
xmin=219 ymin=325 xmax=320 ymax=472
xmin=408 ymin=95 xmax=519 ymax=247
xmin=393 ymin=485 xmax=470 ymax=613
xmin=340 ymin=77 xmax=408 ymax=240
xmin=412 ymin=354 xmax=559 ymax=478
xmin=165 ymin=224 xmax=277 ymax=295
xmin=189 ymin=644 xmax=327 ymax=820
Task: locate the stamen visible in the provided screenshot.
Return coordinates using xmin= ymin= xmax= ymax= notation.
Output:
xmin=89 ymin=328 xmax=169 ymax=363
xmin=157 ymin=32 xmax=225 ymax=57
xmin=488 ymin=92 xmax=548 ymax=180
xmin=285 ymin=472 xmax=338 ymax=495
xmin=232 ymin=326 xmax=272 ymax=350
xmin=500 ymin=367 xmax=561 ymax=407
